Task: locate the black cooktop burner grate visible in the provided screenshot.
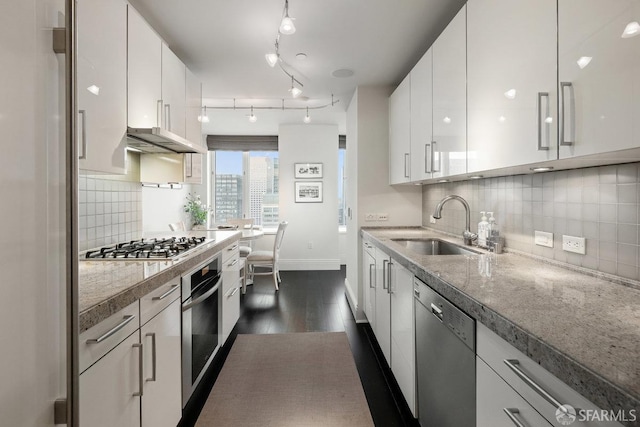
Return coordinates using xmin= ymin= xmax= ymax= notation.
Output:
xmin=85 ymin=236 xmax=207 ymax=259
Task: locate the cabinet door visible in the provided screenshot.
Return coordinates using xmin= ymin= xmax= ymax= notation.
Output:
xmin=432 ymin=6 xmax=467 ymax=178
xmin=410 ymin=49 xmax=434 ymax=182
xmin=77 ymin=0 xmax=127 ymax=174
xmin=390 ymin=261 xmax=416 ymax=416
xmin=362 ymin=243 xmax=376 ymax=329
xmin=374 ymin=248 xmax=391 ymax=364
xmin=389 ymin=75 xmax=412 ymax=184
xmin=127 ymin=5 xmax=162 ymax=129
xmin=162 ymin=44 xmax=186 ymax=138
xmin=467 ymin=0 xmax=557 ymax=173
xmin=79 ymin=332 xmax=141 ymax=427
xmin=141 ymin=299 xmax=181 ymax=427
xmin=477 ymin=358 xmax=553 ymax=427
xmin=221 ymin=248 xmax=241 ymax=344
xmin=558 ymin=0 xmax=640 ymax=159
xmin=184 ymin=68 xmax=203 ymax=184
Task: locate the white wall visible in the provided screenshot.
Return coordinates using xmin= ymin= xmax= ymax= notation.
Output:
xmin=142 ymin=184 xmax=195 ymax=232
xmin=278 ymin=124 xmax=340 ymax=270
xmin=345 ymin=86 xmax=423 ymax=320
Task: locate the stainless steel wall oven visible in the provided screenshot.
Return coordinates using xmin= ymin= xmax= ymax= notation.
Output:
xmin=181 ymin=254 xmax=221 ymax=406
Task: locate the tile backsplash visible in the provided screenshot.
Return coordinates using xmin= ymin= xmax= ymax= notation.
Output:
xmin=422 ymin=163 xmax=640 ymax=281
xmin=79 ymin=175 xmax=142 ymax=251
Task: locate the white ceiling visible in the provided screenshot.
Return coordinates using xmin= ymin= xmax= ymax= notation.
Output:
xmin=128 ymin=0 xmax=466 ymax=135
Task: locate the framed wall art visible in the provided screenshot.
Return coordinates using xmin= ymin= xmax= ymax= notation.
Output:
xmin=295 ymin=181 xmax=323 ymax=203
xmin=294 ymin=162 xmax=323 ymax=179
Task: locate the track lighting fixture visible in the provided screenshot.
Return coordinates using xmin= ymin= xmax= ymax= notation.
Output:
xmin=303 ymin=107 xmax=311 ymax=123
xmin=197 ymin=106 xmax=210 ymax=123
xmin=289 ymin=76 xmax=302 ymax=98
xmin=279 ymin=0 xmax=296 ymax=35
xmin=248 ymin=106 xmax=257 ymax=123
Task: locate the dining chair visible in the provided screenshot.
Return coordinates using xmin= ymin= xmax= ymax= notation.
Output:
xmin=226 ymin=218 xmax=254 ymax=257
xmin=244 ymin=221 xmax=288 ymax=293
xmin=169 ymin=221 xmax=186 ymax=231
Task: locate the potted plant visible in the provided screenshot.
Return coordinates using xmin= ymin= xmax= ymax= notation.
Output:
xmin=184 ymin=193 xmax=209 ymax=229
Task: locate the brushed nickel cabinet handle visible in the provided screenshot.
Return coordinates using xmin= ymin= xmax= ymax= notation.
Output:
xmin=156 ymin=99 xmax=162 ymax=127
xmin=432 ymin=141 xmax=440 ymax=172
xmin=387 ymin=262 xmax=393 ymax=294
xmin=404 ymin=153 xmax=410 ymax=178
xmin=78 ymin=109 xmax=87 ymax=160
xmin=503 ymin=408 xmax=526 ymax=427
xmin=146 ymin=333 xmax=157 ymax=382
xmin=133 ymin=343 xmax=143 ymax=397
xmin=369 ymin=264 xmax=375 ymax=288
xmin=425 ymin=143 xmax=431 ymax=173
xmin=85 ymin=315 xmax=135 ymax=344
xmin=382 ymin=259 xmax=389 ymax=289
xmin=164 ymin=104 xmax=171 ymax=131
xmin=504 ymin=359 xmax=568 ymax=414
xmin=560 ymin=82 xmax=574 ymax=146
xmin=152 ymin=284 xmax=179 ymax=301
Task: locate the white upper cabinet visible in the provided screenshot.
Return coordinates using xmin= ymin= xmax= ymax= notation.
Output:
xmin=432 ymin=6 xmax=467 ymax=178
xmin=389 ymin=75 xmax=412 ymax=184
xmin=467 ymin=0 xmax=557 ymax=173
xmin=161 ymin=44 xmax=186 ymax=138
xmin=127 ymin=5 xmax=162 ymax=129
xmin=410 ymin=49 xmax=434 ymax=181
xmin=77 ymin=0 xmax=127 ymax=174
xmin=558 ymin=0 xmax=640 ymax=159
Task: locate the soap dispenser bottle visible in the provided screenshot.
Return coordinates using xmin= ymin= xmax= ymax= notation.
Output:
xmin=478 ymin=211 xmax=488 ymax=247
xmin=487 ymin=212 xmax=499 ymax=240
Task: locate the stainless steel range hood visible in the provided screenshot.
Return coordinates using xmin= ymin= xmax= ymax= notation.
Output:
xmin=126 ymin=127 xmax=207 ymax=154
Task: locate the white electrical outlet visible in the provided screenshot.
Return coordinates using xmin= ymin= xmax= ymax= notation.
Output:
xmin=430 ymin=215 xmax=437 ymax=224
xmin=562 ymin=235 xmax=586 ymax=254
xmin=378 ymin=213 xmax=388 ymax=221
xmin=534 ymin=231 xmax=553 ymax=248
xmin=365 ymin=213 xmax=376 ymax=221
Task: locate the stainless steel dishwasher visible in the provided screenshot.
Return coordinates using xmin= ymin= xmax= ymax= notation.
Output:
xmin=414 ymin=277 xmax=476 ymax=427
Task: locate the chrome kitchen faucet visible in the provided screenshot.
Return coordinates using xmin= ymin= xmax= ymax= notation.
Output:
xmin=432 ymin=195 xmax=478 ymax=246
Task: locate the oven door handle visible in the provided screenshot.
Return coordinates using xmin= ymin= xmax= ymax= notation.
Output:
xmin=182 ymin=276 xmax=221 ymax=312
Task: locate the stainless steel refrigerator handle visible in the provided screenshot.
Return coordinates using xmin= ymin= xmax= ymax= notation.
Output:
xmin=369 ymin=264 xmax=375 ymax=288
xmin=504 ymin=359 xmax=568 ymax=414
xmin=133 ymin=343 xmax=143 ymax=396
xmin=537 ymin=92 xmax=550 ymax=151
xmin=432 ymin=141 xmax=440 ymax=172
xmin=382 ymin=259 xmax=388 ymax=289
xmin=152 ymin=284 xmax=179 ymax=301
xmin=156 ymin=99 xmax=162 ymax=127
xmin=560 ymin=82 xmax=574 ymax=146
xmin=404 ymin=153 xmax=410 ymax=178
xmin=503 ymin=408 xmax=526 ymax=427
xmin=85 ymin=315 xmax=135 ymax=344
xmin=146 ymin=333 xmax=157 ymax=382
xmin=425 ymin=143 xmax=431 ymax=173
xmin=78 ymin=109 xmax=87 ymax=160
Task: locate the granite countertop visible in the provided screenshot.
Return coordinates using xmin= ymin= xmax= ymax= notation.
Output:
xmin=362 ymin=227 xmax=640 ymax=422
xmin=79 ymin=230 xmax=241 ymax=333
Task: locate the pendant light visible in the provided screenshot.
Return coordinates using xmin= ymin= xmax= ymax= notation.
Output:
xmin=279 ymin=0 xmax=296 ymax=35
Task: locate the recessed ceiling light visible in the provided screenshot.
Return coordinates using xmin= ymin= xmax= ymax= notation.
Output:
xmin=530 ymin=166 xmax=554 ymax=172
xmin=331 ymin=69 xmax=354 ymax=78
xmin=469 ymin=175 xmax=483 ymax=179
xmin=437 ymin=179 xmax=449 ymax=183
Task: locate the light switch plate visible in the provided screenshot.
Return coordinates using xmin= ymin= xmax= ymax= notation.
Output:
xmin=563 ymin=235 xmax=586 ymax=254
xmin=534 ymin=231 xmax=553 ymax=248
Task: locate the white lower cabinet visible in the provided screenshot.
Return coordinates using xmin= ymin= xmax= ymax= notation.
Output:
xmin=362 ymin=241 xmax=376 ymax=330
xmin=373 ymin=247 xmax=392 ymax=364
xmin=477 ymin=357 xmax=552 ymax=427
xmin=390 ymin=260 xmax=416 ymax=417
xmin=140 ymin=298 xmax=182 ymax=427
xmin=221 ymin=242 xmax=241 ymax=343
xmin=79 ymin=332 xmax=141 ymax=427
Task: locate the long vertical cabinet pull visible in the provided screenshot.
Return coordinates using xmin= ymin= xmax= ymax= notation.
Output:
xmin=369 ymin=264 xmax=375 ymax=288
xmin=537 ymin=92 xmax=550 ymax=151
xmin=503 ymin=408 xmax=526 ymax=427
xmin=404 ymin=153 xmax=410 ymax=178
xmin=133 ymin=343 xmax=144 ymax=397
xmin=164 ymin=104 xmax=171 ymax=131
xmin=425 ymin=143 xmax=431 ymax=173
xmin=146 ymin=333 xmax=157 ymax=382
xmin=156 ymin=99 xmax=163 ymax=127
xmin=78 ymin=110 xmax=87 ymax=159
xmin=560 ymin=82 xmax=574 ymax=146
xmin=382 ymin=259 xmax=389 ymax=290
xmin=387 ymin=261 xmax=393 ymax=294
xmin=431 ymin=141 xmax=440 ymax=172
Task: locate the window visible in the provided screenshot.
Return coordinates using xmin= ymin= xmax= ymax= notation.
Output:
xmin=213 ymin=151 xmax=279 ymax=228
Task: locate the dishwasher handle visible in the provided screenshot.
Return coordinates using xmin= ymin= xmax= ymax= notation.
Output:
xmin=430 ymin=303 xmax=443 ymax=322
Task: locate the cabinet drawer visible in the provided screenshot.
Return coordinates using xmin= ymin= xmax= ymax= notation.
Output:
xmin=79 ymin=301 xmax=139 ymax=373
xmin=139 ymin=278 xmax=181 ymax=326
xmin=477 ymin=357 xmax=552 ymax=427
xmin=222 ymin=241 xmax=240 ymax=263
xmin=477 ymin=323 xmax=622 ymax=427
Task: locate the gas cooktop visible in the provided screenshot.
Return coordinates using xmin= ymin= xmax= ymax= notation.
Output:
xmin=83 ymin=236 xmax=211 ymax=260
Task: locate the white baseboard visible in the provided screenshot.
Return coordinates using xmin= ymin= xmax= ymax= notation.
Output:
xmin=278 ymin=259 xmax=341 ymax=271
xmin=344 ymin=278 xmax=368 ymax=323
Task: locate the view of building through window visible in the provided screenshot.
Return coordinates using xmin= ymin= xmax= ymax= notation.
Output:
xmin=214 ymin=151 xmax=279 ymax=227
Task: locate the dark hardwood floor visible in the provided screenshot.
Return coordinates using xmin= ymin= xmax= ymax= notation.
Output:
xmin=179 ymin=266 xmax=419 ymax=427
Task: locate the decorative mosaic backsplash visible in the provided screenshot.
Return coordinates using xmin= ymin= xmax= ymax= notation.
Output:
xmin=422 ymin=163 xmax=640 ymax=281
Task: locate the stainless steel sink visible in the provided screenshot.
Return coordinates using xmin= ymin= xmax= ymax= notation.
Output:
xmin=391 ymin=238 xmax=482 ymax=256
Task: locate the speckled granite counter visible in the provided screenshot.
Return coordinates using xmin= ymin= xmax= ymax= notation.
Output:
xmin=79 ymin=230 xmax=241 ymax=332
xmin=362 ymin=227 xmax=640 ymax=423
